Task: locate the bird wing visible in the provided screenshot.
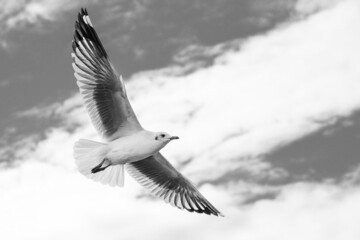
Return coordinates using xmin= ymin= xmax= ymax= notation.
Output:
xmin=71 ymin=8 xmax=142 ymax=141
xmin=126 ymin=153 xmax=223 ymax=216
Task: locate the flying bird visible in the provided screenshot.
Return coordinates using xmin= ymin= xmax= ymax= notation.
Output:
xmin=71 ymin=8 xmax=223 ymax=216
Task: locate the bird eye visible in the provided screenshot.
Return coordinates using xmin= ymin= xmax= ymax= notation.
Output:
xmin=160 ymin=134 xmax=165 ymax=138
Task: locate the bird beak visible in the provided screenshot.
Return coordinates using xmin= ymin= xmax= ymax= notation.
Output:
xmin=169 ymin=136 xmax=179 ymax=140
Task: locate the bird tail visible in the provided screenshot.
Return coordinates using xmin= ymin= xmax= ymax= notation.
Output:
xmin=73 ymin=139 xmax=124 ymax=187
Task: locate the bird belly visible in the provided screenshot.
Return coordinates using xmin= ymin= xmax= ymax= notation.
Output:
xmin=106 ymin=148 xmax=154 ymax=164
xmin=105 ymin=136 xmax=161 ymax=164
xmin=106 ymin=131 xmax=165 ymax=164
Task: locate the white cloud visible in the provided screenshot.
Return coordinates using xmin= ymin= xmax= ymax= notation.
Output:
xmin=238 ymin=183 xmax=360 ymax=240
xmin=125 ymin=0 xmax=360 ymax=182
xmin=2 ymin=0 xmax=360 ymax=239
xmin=1 ymin=160 xmax=360 ymax=240
xmin=295 ymin=0 xmax=343 ymax=16
xmin=15 ymin=94 xmax=84 ymax=120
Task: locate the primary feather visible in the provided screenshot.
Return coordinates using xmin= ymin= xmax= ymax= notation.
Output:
xmin=72 ymin=8 xmax=142 ymax=141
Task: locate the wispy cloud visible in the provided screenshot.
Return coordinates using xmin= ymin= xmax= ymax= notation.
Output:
xmin=15 ymin=94 xmax=83 ymax=119
xmin=0 ymin=0 xmax=96 ymax=48
xmin=294 ymin=0 xmax=343 ymax=16
xmin=0 ymin=0 xmax=87 ymax=29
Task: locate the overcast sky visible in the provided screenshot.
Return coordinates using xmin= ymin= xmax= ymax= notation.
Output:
xmin=1 ymin=0 xmax=360 ymax=239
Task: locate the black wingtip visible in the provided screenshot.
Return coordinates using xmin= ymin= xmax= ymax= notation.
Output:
xmin=78 ymin=8 xmax=88 ymax=22
xmin=80 ymin=8 xmax=87 ymax=16
xmin=73 ymin=8 xmax=108 ymax=60
xmin=74 ymin=29 xmax=83 ymax=41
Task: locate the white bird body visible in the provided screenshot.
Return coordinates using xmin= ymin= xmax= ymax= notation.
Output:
xmin=71 ymin=8 xmax=223 ymax=216
xmin=105 ymin=131 xmax=169 ymax=164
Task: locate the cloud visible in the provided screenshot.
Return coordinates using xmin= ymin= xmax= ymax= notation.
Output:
xmin=124 ymin=0 xmax=360 ymax=183
xmin=0 ymin=0 xmax=96 ymax=49
xmin=1 ymin=158 xmax=360 ymax=240
xmin=14 ymin=94 xmax=83 ymax=120
xmin=2 ymin=0 xmax=360 ymax=239
xmin=0 ymin=0 xmax=91 ymax=29
xmin=294 ymin=0 xmax=343 ymax=16
xmin=238 ymin=183 xmax=360 ymax=240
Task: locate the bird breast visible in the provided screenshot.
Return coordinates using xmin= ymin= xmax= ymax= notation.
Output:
xmin=105 ymin=131 xmax=165 ymax=164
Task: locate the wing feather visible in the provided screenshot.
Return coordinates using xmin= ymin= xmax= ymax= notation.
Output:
xmin=126 ymin=153 xmax=223 ymax=216
xmin=72 ymin=8 xmax=142 ymax=140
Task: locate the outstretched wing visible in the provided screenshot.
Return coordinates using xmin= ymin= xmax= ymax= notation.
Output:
xmin=126 ymin=153 xmax=223 ymax=216
xmin=71 ymin=8 xmax=142 ymax=141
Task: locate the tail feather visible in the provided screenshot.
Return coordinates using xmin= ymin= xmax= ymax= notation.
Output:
xmin=73 ymin=139 xmax=124 ymax=187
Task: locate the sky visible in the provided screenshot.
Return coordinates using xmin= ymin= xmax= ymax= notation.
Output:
xmin=0 ymin=0 xmax=360 ymax=239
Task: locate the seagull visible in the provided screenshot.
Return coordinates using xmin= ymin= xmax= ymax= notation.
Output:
xmin=71 ymin=8 xmax=223 ymax=216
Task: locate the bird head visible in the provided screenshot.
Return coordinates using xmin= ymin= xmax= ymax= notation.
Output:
xmin=154 ymin=132 xmax=179 ymax=143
